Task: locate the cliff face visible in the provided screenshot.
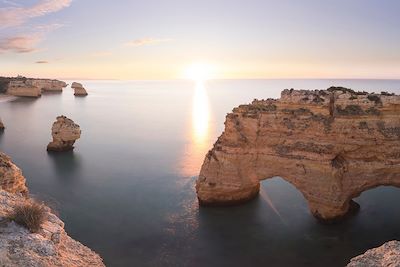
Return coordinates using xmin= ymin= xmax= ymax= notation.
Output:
xmin=347 ymin=241 xmax=400 ymax=266
xmin=0 ymin=190 xmax=105 ymax=267
xmin=0 ymin=152 xmax=28 ymax=196
xmin=1 ymin=77 xmax=67 ymax=97
xmin=196 ymin=87 xmax=400 ymax=221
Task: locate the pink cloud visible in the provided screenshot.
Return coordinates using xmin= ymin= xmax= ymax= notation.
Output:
xmin=0 ymin=0 xmax=72 ymax=28
xmin=124 ymin=38 xmax=172 ymax=47
xmin=0 ymin=34 xmax=42 ymax=53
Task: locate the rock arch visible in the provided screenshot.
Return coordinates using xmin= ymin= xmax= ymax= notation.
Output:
xmin=196 ymin=88 xmax=400 ymax=221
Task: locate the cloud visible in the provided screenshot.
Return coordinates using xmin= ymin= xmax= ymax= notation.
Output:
xmin=124 ymin=38 xmax=172 ymax=47
xmin=0 ymin=34 xmax=42 ymax=53
xmin=0 ymin=0 xmax=72 ymax=28
xmin=35 ymin=60 xmax=48 ymax=64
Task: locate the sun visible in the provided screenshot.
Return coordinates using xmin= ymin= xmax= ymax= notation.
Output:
xmin=183 ymin=63 xmax=215 ymax=82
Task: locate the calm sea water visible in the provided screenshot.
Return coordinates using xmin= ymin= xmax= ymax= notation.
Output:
xmin=0 ymin=79 xmax=400 ymax=267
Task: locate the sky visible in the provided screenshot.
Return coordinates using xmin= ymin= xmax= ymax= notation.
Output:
xmin=0 ymin=0 xmax=400 ymax=80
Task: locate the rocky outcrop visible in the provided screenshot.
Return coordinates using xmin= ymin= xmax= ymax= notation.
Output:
xmin=347 ymin=241 xmax=400 ymax=266
xmin=47 ymin=116 xmax=81 ymax=152
xmin=196 ymin=87 xmax=400 ymax=221
xmin=6 ymin=80 xmax=41 ymax=97
xmin=0 ymin=190 xmax=105 ymax=267
xmin=71 ymin=82 xmax=88 ymax=96
xmin=0 ymin=118 xmax=4 ymax=130
xmin=0 ymin=152 xmax=28 ymax=196
xmin=26 ymin=79 xmax=67 ymax=92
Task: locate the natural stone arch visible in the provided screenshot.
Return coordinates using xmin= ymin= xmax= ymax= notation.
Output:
xmin=196 ymin=88 xmax=400 ymax=221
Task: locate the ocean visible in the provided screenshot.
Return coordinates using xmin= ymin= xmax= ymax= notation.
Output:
xmin=0 ymin=79 xmax=399 ymax=266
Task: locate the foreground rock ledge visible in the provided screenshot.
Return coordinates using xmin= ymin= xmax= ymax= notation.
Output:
xmin=47 ymin=116 xmax=81 ymax=152
xmin=0 ymin=190 xmax=105 ymax=267
xmin=0 ymin=152 xmax=28 ymax=195
xmin=347 ymin=241 xmax=400 ymax=266
xmin=196 ymin=87 xmax=400 ymax=221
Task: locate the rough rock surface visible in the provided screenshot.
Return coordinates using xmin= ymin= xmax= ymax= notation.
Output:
xmin=0 ymin=190 xmax=105 ymax=267
xmin=71 ymin=82 xmax=88 ymax=96
xmin=27 ymin=79 xmax=67 ymax=92
xmin=196 ymin=87 xmax=400 ymax=221
xmin=6 ymin=80 xmax=41 ymax=97
xmin=47 ymin=116 xmax=81 ymax=152
xmin=0 ymin=152 xmax=28 ymax=196
xmin=347 ymin=241 xmax=400 ymax=267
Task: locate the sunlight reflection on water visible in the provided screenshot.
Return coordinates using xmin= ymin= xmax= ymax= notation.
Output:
xmin=179 ymin=81 xmax=212 ymax=177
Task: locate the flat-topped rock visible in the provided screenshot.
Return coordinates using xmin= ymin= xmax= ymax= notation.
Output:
xmin=47 ymin=116 xmax=81 ymax=152
xmin=0 ymin=190 xmax=105 ymax=267
xmin=0 ymin=152 xmax=28 ymax=196
xmin=6 ymin=80 xmax=41 ymax=97
xmin=196 ymin=87 xmax=400 ymax=221
xmin=347 ymin=241 xmax=400 ymax=266
xmin=26 ymin=79 xmax=67 ymax=92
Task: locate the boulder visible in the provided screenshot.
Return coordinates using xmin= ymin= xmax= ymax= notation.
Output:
xmin=0 ymin=152 xmax=28 ymax=196
xmin=347 ymin=241 xmax=400 ymax=266
xmin=196 ymin=88 xmax=400 ymax=221
xmin=47 ymin=116 xmax=81 ymax=152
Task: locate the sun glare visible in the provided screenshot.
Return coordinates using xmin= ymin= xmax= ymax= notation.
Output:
xmin=183 ymin=63 xmax=215 ymax=81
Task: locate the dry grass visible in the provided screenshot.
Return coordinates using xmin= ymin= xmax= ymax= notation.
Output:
xmin=9 ymin=200 xmax=47 ymax=233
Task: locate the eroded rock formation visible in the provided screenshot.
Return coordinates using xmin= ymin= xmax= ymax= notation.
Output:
xmin=0 ymin=118 xmax=4 ymax=130
xmin=6 ymin=80 xmax=42 ymax=97
xmin=347 ymin=241 xmax=400 ymax=266
xmin=0 ymin=152 xmax=28 ymax=196
xmin=71 ymin=82 xmax=88 ymax=96
xmin=47 ymin=116 xmax=81 ymax=152
xmin=27 ymin=79 xmax=67 ymax=92
xmin=196 ymin=87 xmax=400 ymax=221
xmin=0 ymin=190 xmax=105 ymax=266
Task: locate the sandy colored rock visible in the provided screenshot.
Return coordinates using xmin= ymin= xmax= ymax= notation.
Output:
xmin=6 ymin=80 xmax=41 ymax=97
xmin=0 ymin=190 xmax=105 ymax=267
xmin=26 ymin=79 xmax=67 ymax=92
xmin=0 ymin=152 xmax=28 ymax=196
xmin=47 ymin=116 xmax=81 ymax=152
xmin=347 ymin=241 xmax=400 ymax=267
xmin=196 ymin=87 xmax=400 ymax=221
xmin=71 ymin=82 xmax=88 ymax=96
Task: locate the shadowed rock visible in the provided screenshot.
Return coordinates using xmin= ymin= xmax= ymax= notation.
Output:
xmin=196 ymin=87 xmax=400 ymax=222
xmin=47 ymin=116 xmax=81 ymax=152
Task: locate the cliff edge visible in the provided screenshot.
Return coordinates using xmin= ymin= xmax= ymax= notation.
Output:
xmin=196 ymin=87 xmax=400 ymax=221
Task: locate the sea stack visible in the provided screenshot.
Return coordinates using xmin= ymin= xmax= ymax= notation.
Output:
xmin=196 ymin=87 xmax=400 ymax=222
xmin=47 ymin=116 xmax=81 ymax=152
xmin=0 ymin=152 xmax=28 ymax=195
xmin=71 ymin=82 xmax=88 ymax=96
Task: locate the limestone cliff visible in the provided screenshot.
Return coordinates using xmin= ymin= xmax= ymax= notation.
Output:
xmin=347 ymin=241 xmax=400 ymax=266
xmin=196 ymin=87 xmax=400 ymax=221
xmin=26 ymin=79 xmax=67 ymax=92
xmin=0 ymin=152 xmax=28 ymax=196
xmin=0 ymin=190 xmax=105 ymax=267
xmin=47 ymin=116 xmax=81 ymax=152
xmin=1 ymin=77 xmax=67 ymax=97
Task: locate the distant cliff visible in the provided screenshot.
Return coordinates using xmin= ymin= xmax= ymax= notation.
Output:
xmin=196 ymin=87 xmax=400 ymax=221
xmin=0 ymin=76 xmax=67 ymax=97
